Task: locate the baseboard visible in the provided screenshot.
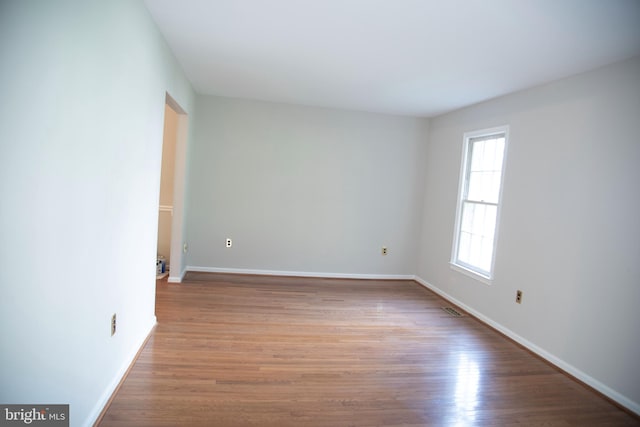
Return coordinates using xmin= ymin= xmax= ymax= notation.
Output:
xmin=186 ymin=265 xmax=413 ymax=281
xmin=412 ymin=276 xmax=640 ymax=416
xmin=85 ymin=316 xmax=157 ymax=427
xmin=168 ymin=267 xmax=186 ymax=283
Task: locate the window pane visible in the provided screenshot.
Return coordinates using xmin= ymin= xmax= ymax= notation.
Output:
xmin=480 ymin=236 xmax=494 ymax=272
xmin=468 ymin=171 xmax=501 ymax=203
xmin=470 ymin=140 xmax=483 ymax=171
xmin=461 ymin=202 xmax=496 ymax=237
xmin=458 ymin=233 xmax=494 ymax=273
xmin=482 ymin=204 xmax=497 ymax=237
xmin=481 ymin=138 xmax=496 ymax=170
xmin=458 ymin=199 xmax=498 ymax=274
xmin=467 ymin=136 xmax=506 ymax=203
xmin=461 ymin=202 xmax=475 ymax=232
xmin=458 ymin=231 xmax=471 ymax=265
xmin=471 ymin=137 xmax=504 ymax=170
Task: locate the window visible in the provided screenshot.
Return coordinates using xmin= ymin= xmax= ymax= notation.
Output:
xmin=451 ymin=126 xmax=508 ymax=282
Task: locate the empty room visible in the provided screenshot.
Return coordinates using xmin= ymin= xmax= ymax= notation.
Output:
xmin=1 ymin=1 xmax=639 ymax=426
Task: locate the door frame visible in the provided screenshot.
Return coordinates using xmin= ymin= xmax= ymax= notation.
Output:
xmin=164 ymin=93 xmax=188 ymax=282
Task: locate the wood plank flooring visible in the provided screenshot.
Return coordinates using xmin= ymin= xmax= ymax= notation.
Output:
xmin=98 ymin=273 xmax=639 ymax=426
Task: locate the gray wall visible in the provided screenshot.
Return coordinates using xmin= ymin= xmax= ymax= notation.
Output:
xmin=186 ymin=96 xmax=428 ymax=276
xmin=0 ymin=2 xmax=195 ymax=426
xmin=417 ymin=56 xmax=640 ymax=412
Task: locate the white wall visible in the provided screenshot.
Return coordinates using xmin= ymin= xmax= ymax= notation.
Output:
xmin=0 ymin=2 xmax=194 ymax=426
xmin=186 ymin=96 xmax=428 ymax=277
xmin=417 ymin=56 xmax=640 ymax=413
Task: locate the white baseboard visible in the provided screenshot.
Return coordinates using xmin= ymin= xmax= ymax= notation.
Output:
xmin=84 ymin=316 xmax=157 ymax=427
xmin=168 ymin=268 xmax=186 ymax=283
xmin=186 ymin=265 xmax=414 ymax=281
xmin=413 ymin=276 xmax=640 ymax=416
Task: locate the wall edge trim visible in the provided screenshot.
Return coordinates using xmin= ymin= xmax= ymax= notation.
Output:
xmin=185 ymin=265 xmax=413 ymax=281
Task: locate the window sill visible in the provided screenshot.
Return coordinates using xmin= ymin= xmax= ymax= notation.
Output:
xmin=449 ymin=262 xmax=493 ymax=285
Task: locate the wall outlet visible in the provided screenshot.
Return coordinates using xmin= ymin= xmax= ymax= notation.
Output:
xmin=226 ymin=238 xmax=232 ymax=248
xmin=183 ymin=242 xmax=188 ymax=253
xmin=111 ymin=313 xmax=117 ymax=336
xmin=381 ymin=246 xmax=388 ymax=255
xmin=516 ymin=290 xmax=523 ymax=304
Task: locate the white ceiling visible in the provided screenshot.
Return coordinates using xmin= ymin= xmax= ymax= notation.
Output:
xmin=144 ymin=0 xmax=640 ymax=117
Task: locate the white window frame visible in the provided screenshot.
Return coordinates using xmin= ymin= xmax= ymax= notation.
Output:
xmin=450 ymin=125 xmax=509 ymax=284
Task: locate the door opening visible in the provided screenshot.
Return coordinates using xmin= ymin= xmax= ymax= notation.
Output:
xmin=157 ymin=93 xmax=188 ymax=283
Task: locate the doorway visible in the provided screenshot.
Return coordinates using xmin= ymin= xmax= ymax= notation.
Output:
xmin=157 ymin=93 xmax=188 ymax=282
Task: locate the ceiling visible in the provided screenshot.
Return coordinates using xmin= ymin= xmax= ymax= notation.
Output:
xmin=144 ymin=0 xmax=640 ymax=117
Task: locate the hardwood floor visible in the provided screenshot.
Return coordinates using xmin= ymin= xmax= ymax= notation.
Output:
xmin=98 ymin=273 xmax=639 ymax=426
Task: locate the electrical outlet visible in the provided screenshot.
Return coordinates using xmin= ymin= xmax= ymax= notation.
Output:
xmin=226 ymin=238 xmax=232 ymax=248
xmin=183 ymin=242 xmax=188 ymax=253
xmin=111 ymin=313 xmax=117 ymax=336
xmin=382 ymin=246 xmax=388 ymax=256
xmin=516 ymin=290 xmax=523 ymax=304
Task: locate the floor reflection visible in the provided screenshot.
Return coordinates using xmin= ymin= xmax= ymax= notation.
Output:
xmin=453 ymin=353 xmax=480 ymax=425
